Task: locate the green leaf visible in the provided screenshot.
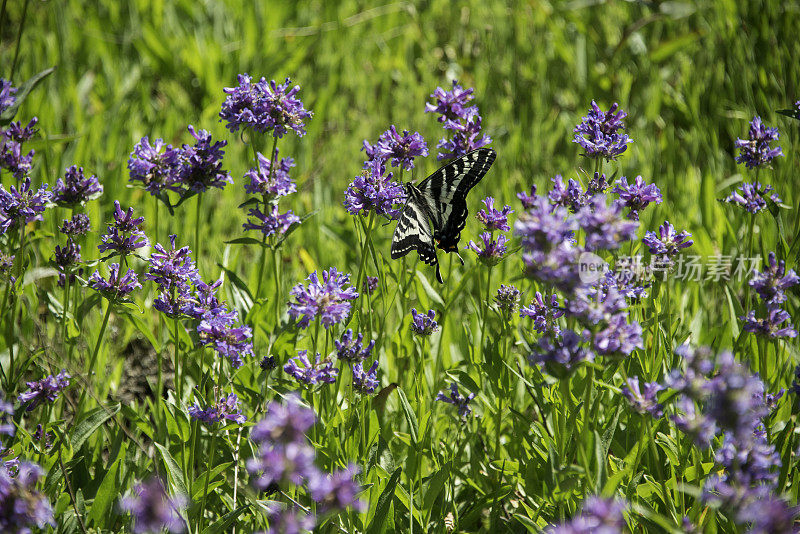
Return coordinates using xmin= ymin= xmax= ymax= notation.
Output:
xmin=273 ymin=210 xmax=317 ymax=250
xmin=88 ymin=458 xmax=121 ymax=528
xmin=155 ymin=442 xmax=189 ymax=498
xmin=0 ymin=67 xmax=56 ymax=124
xmin=224 ymin=237 xmax=264 ymax=246
xmin=367 ymin=467 xmax=401 ymax=534
xmin=397 ymin=388 xmax=419 ymax=445
xmin=422 ymin=461 xmax=450 ymax=511
xmin=415 ymin=270 xmax=444 ymax=307
xmin=121 ymin=309 xmax=161 ymax=353
xmin=72 ymin=403 xmax=121 ymax=451
xmin=201 ymin=505 xmax=251 ymax=534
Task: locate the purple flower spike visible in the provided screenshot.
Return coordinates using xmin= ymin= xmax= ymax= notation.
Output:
xmin=353 ymin=360 xmax=380 ymax=395
xmin=735 ymin=116 xmax=783 ymax=168
xmin=0 ymin=79 xmax=16 ymax=114
xmin=466 ymin=232 xmax=508 ymax=265
xmin=88 ymin=263 xmax=142 ymax=299
xmin=548 ymin=175 xmax=586 ymax=212
xmin=334 ymin=329 xmax=375 ymax=362
xmin=261 ymin=506 xmax=316 ymax=534
xmin=284 ymin=351 xmax=339 ymax=385
xmin=545 ymin=496 xmax=627 ymax=534
xmin=119 ymin=477 xmax=188 ymax=534
xmin=98 ymin=201 xmax=148 ymax=256
xmin=220 ymin=75 xmax=313 ymax=138
xmin=476 ymin=197 xmax=513 ymax=231
xmin=250 ymin=394 xmax=316 ymax=445
xmin=621 ymin=377 xmax=664 ymax=418
xmin=288 ymin=267 xmax=359 ymax=329
xmin=435 ymin=383 xmax=476 ymax=417
xmin=642 ymin=221 xmax=693 ymax=260
xmin=410 ymin=308 xmax=439 ymax=336
xmin=436 ymin=114 xmax=492 ymax=160
xmin=18 ymin=370 xmax=71 ymax=411
xmin=722 ymin=182 xmax=781 ymax=214
xmin=520 ymin=292 xmax=564 ymax=335
xmin=243 ymin=204 xmax=300 ymax=238
xmin=494 ymin=284 xmax=521 ymax=313
xmin=741 ymin=306 xmax=797 ymax=339
xmin=517 ymin=184 xmax=538 ymax=209
xmin=612 ymin=175 xmax=662 ymax=220
xmin=530 ymin=330 xmax=594 ymax=377
xmin=244 ymin=150 xmax=296 ymax=198
xmin=369 ymin=126 xmax=428 ymax=170
xmin=576 ymin=195 xmax=638 ymax=251
xmin=363 ymin=276 xmax=379 ymax=294
xmin=0 ymin=460 xmax=55 ymax=534
xmin=188 ymin=392 xmax=246 ymax=425
xmin=0 ymin=177 xmax=51 ymax=235
xmin=59 ymin=213 xmax=91 ymax=236
xmin=3 ymin=118 xmax=38 ymax=143
xmin=128 ymin=136 xmax=181 ymax=195
xmin=177 ymin=126 xmax=232 ymax=193
xmin=593 ymin=314 xmax=643 ymax=355
xmin=573 ymin=101 xmax=632 ymax=160
xmin=0 ymin=121 xmax=36 ymax=178
xmin=748 ymin=252 xmax=799 ymax=305
xmin=425 ymin=80 xmax=478 ymax=122
xmin=344 ymin=158 xmax=405 ymax=218
xmin=309 ymin=464 xmax=366 ymax=513
xmin=53 ymin=165 xmax=103 ymax=206
xmin=197 ymin=309 xmax=253 ymax=369
xmin=146 ymin=234 xmax=200 ymax=291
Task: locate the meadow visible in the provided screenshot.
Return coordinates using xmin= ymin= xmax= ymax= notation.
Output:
xmin=1 ymin=0 xmax=800 ymax=532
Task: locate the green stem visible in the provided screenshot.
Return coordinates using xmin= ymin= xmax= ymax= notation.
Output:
xmin=174 ymin=318 xmax=182 ymax=402
xmin=272 ymin=247 xmax=281 ymax=324
xmin=255 ymin=135 xmax=279 ymax=300
xmin=8 ymin=222 xmax=26 ymax=387
xmin=199 ymin=426 xmax=219 ymax=531
xmin=9 ymin=0 xmax=29 ymax=80
xmin=355 ymin=212 xmax=376 ymax=324
xmin=76 ymin=301 xmax=113 ymax=419
xmin=195 ymin=194 xmax=203 ymax=275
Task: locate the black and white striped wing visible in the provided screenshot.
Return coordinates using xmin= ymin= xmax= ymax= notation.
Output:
xmin=416 ymin=148 xmax=496 ymax=252
xmin=390 ymin=198 xmax=437 ymax=266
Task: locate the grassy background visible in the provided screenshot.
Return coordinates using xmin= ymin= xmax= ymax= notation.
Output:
xmin=4 ymin=0 xmax=800 ymax=532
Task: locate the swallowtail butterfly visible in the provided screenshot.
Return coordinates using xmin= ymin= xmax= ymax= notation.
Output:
xmin=391 ymin=148 xmax=497 ymax=283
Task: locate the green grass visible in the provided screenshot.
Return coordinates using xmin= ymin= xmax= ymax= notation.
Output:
xmin=2 ymin=0 xmax=800 ymax=532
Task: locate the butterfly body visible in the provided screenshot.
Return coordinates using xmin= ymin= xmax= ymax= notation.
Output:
xmin=391 ymin=148 xmax=496 ymax=283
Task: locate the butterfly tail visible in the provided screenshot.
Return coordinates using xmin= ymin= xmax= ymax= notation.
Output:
xmin=435 ymin=263 xmax=444 ymax=284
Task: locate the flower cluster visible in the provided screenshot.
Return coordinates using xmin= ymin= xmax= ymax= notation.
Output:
xmin=466 ymin=196 xmax=513 ymax=266
xmin=435 ymin=382 xmax=475 ymax=417
xmin=520 ymin=292 xmax=564 ymax=335
xmin=410 ymin=308 xmax=439 ymax=336
xmin=352 ymin=361 xmax=380 ymax=394
xmin=247 ymin=396 xmax=363 ymax=529
xmin=288 ymin=267 xmax=359 ymax=329
xmin=722 ymin=182 xmax=781 ymax=215
xmin=220 ymin=75 xmax=312 ymax=137
xmin=343 ymin=157 xmax=405 ymax=219
xmin=741 ymin=252 xmax=798 ymax=339
xmin=366 ymin=125 xmax=429 ymax=171
xmin=178 ymin=126 xmax=232 ymax=193
xmin=494 ymin=284 xmax=521 ymax=314
xmin=283 ymin=351 xmax=339 ymax=386
xmin=334 ymin=329 xmax=375 ymax=362
xmin=88 ymin=263 xmax=141 ymax=299
xmin=612 ymin=175 xmax=662 ymax=220
xmin=188 ymin=392 xmax=246 ymax=425
xmin=621 ymin=377 xmax=664 ymax=418
xmin=60 ymin=213 xmax=91 ymax=236
xmin=119 ymin=477 xmax=187 ymax=534
xmin=242 ymin=149 xmax=301 ymax=240
xmin=572 ymin=101 xmax=631 ymax=160
xmin=642 ymin=220 xmax=693 ymax=267
xmin=0 ymin=79 xmax=16 ymax=113
xmin=0 ymin=177 xmax=51 ymax=235
xmin=545 ymin=496 xmax=627 ymax=534
xmin=52 ymin=165 xmax=103 ymax=206
xmin=98 ymin=201 xmax=149 ymax=258
xmin=0 ymin=460 xmax=55 ymax=534
xmin=54 ymin=238 xmax=82 ymax=287
xmin=0 ymin=113 xmax=37 ymax=179
xmin=735 ymin=116 xmax=783 ymax=169
xmin=18 ymin=370 xmax=71 ymax=411
xmin=425 ymin=80 xmax=491 ymax=160
xmin=128 ymin=136 xmax=182 ymax=196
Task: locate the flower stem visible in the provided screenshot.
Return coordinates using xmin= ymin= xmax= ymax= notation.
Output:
xmin=76 ymin=300 xmax=112 ymax=419
xmin=255 ymin=135 xmax=279 ymax=300
xmin=195 ymin=194 xmax=203 ymax=275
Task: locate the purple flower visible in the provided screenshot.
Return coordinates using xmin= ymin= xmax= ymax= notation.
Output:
xmin=436 ymin=114 xmax=492 ymax=160
xmin=177 ymin=126 xmax=232 ymax=193
xmin=18 ymin=370 xmax=71 ymax=411
xmin=612 ymin=175 xmax=662 ymax=220
xmin=260 ymin=505 xmax=316 ymax=534
xmin=741 ymin=306 xmax=797 ymax=339
xmin=52 ymin=165 xmax=103 ymax=206
xmin=587 ymin=172 xmax=612 ymax=196
xmin=188 ymin=392 xmax=247 ymax=425
xmin=54 ymin=239 xmax=82 ymax=287
xmin=671 ymin=397 xmax=717 ymax=446
xmin=128 ymin=136 xmax=181 ymax=195
xmin=33 ymin=425 xmax=53 ymax=450
xmin=334 ymin=329 xmax=375 ymax=362
xmin=119 ymin=477 xmax=187 ymax=534
xmin=546 ymin=496 xmax=626 ymax=534
xmin=736 ymin=495 xmax=800 ymax=534
xmin=425 ymin=80 xmax=478 ymax=122
xmin=530 ymin=330 xmax=594 ymax=377
xmin=220 ymin=75 xmax=312 ymax=137
xmin=722 ymin=182 xmax=781 ymax=214
xmin=146 ymin=234 xmax=200 ymax=292
xmin=88 ymin=263 xmax=141 ymax=299
xmin=466 ymin=232 xmax=508 ymax=265
xmin=593 ymin=313 xmax=643 ymax=355
xmin=573 ymin=101 xmax=631 ymax=160
xmin=244 ymin=150 xmax=296 ymax=198
xmin=344 ymin=158 xmax=405 ymax=218
xmin=520 ymin=292 xmax=564 ymax=335
xmin=567 ymin=284 xmax=629 ymax=325
xmin=287 ymin=267 xmax=359 ymax=329
xmin=548 ymin=175 xmax=586 ymax=212
xmin=308 ymin=464 xmax=365 ymax=513
xmin=250 ymin=394 xmax=316 ymax=445
xmin=0 ymin=79 xmax=16 ymax=113
xmin=197 ymin=309 xmax=254 ymax=369
xmin=410 ymin=308 xmax=439 ymax=336
xmin=59 ymin=213 xmax=91 ymax=236
xmin=576 ymin=195 xmax=638 ymax=251
xmin=621 ymin=377 xmax=664 ymax=418
xmin=3 ymin=119 xmax=38 ymax=143
xmin=476 ymin=197 xmax=513 ymax=231
xmin=98 ymin=201 xmax=148 ymax=257
xmin=517 ymin=184 xmax=537 ymax=209
xmin=363 ymin=276 xmax=379 ymax=294
xmin=748 ymin=252 xmax=799 ymax=305
xmin=0 ymin=395 xmax=13 ymax=442
xmin=0 ymin=135 xmax=34 ymax=179
xmin=367 ymin=126 xmax=428 ymax=170
xmin=0 ymin=178 xmax=51 ymax=235
xmin=260 ymin=355 xmax=277 ymax=371
xmin=0 ymin=460 xmax=55 ymax=534
xmin=243 ymin=204 xmax=301 ymax=238
xmin=435 ymin=383 xmax=475 ymax=417
xmin=0 ymin=252 xmax=13 ymax=285
xmin=735 ymin=116 xmax=783 ymax=169
xmin=283 ymin=351 xmax=339 ymax=385
xmin=494 ymin=284 xmax=520 ymax=313
xmin=353 ymin=360 xmax=380 ymax=394
xmin=642 ymin=221 xmax=693 ymax=261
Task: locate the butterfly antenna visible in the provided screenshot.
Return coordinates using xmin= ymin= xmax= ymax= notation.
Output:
xmin=455 ymin=251 xmax=465 ymax=266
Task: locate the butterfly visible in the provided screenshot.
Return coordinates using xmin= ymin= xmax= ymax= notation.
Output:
xmin=391 ymin=148 xmax=497 ymax=283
